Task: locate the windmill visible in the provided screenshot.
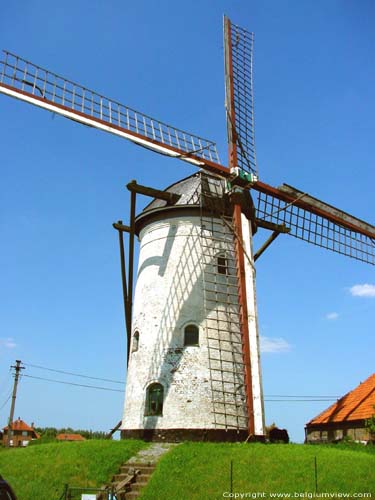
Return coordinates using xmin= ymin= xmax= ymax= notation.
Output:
xmin=0 ymin=17 xmax=374 ymax=441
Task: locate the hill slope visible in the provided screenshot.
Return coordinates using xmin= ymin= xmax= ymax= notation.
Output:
xmin=1 ymin=440 xmax=374 ymax=500
xmin=140 ymin=442 xmax=375 ymax=499
xmin=0 ymin=439 xmax=146 ymax=500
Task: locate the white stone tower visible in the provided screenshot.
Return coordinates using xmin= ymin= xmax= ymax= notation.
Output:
xmin=121 ymin=172 xmax=264 ymax=441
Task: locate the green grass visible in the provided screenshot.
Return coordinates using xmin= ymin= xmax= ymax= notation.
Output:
xmin=1 ymin=440 xmax=374 ymax=500
xmin=140 ymin=442 xmax=375 ymax=500
xmin=0 ymin=439 xmax=147 ymax=500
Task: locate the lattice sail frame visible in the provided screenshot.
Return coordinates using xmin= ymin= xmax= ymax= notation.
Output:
xmin=255 ymin=184 xmax=375 ymax=265
xmin=222 ymin=17 xmax=375 ymax=265
xmin=1 ymin=29 xmax=374 ymax=268
xmin=224 ymin=17 xmax=257 ymax=176
xmin=0 ymin=51 xmax=220 ymax=167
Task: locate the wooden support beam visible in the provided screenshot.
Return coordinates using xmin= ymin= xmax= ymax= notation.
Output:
xmin=127 ymin=191 xmax=137 ymax=363
xmin=113 ymin=220 xmax=131 ymax=365
xmin=255 ymin=218 xmax=290 ymax=234
xmin=112 ymin=222 xmax=131 ymax=233
xmin=254 ymin=231 xmax=281 ymax=261
xmin=106 ymin=420 xmax=122 ymax=439
xmin=126 ymin=180 xmax=180 ymax=205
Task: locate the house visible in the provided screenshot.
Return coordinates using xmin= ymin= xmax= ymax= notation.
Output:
xmin=56 ymin=433 xmax=85 ymax=441
xmin=305 ymin=373 xmax=375 ymax=443
xmin=2 ymin=418 xmax=40 ymax=447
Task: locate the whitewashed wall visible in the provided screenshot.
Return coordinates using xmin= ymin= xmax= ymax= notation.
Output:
xmin=122 ymin=210 xmax=264 ymax=435
xmin=122 ymin=216 xmax=214 ymax=430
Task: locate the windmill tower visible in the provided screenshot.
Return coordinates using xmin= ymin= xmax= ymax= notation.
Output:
xmin=0 ymin=17 xmax=374 ymax=442
xmin=121 ymin=172 xmax=264 ymax=440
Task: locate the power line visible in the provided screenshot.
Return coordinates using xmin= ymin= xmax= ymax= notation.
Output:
xmin=265 ymin=399 xmax=336 ymax=402
xmin=23 ymin=373 xmax=338 ymax=401
xmin=0 ymin=384 xmax=12 ymax=402
xmin=24 ymin=363 xmax=124 ymax=384
xmin=0 ymin=391 xmax=12 ymax=411
xmin=0 ymin=379 xmax=13 ymax=391
xmin=22 ymin=362 xmax=340 ymax=401
xmin=265 ymin=395 xmax=339 ymax=399
xmin=265 ymin=395 xmax=339 ymax=402
xmin=23 ymin=374 xmax=123 ymax=393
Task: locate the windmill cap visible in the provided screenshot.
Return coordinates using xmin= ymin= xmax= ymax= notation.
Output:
xmin=134 ymin=171 xmax=256 ymax=235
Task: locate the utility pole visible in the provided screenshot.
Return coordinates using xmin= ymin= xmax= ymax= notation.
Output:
xmin=7 ymin=360 xmax=25 ymax=447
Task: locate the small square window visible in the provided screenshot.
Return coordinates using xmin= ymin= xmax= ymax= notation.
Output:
xmin=132 ymin=331 xmax=140 ymax=352
xmin=217 ymin=255 xmax=227 ymax=274
xmin=145 ymin=383 xmax=164 ymax=416
xmin=184 ymin=324 xmax=199 ymax=346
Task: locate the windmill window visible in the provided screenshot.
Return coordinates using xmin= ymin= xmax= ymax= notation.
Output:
xmin=184 ymin=324 xmax=199 ymax=346
xmin=132 ymin=331 xmax=140 ymax=352
xmin=145 ymin=383 xmax=164 ymax=416
xmin=217 ymin=254 xmax=227 ymax=274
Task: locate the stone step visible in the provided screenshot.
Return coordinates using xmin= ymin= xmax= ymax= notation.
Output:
xmin=119 ymin=468 xmax=155 ymax=476
xmin=124 ymin=492 xmax=140 ymax=499
xmin=129 ymin=466 xmax=155 ymax=472
xmin=105 ymin=443 xmax=176 ymax=499
xmin=131 ymin=482 xmax=148 ymax=492
xmin=112 ymin=472 xmax=153 ymax=482
xmin=121 ymin=463 xmax=156 ymax=471
xmin=112 ymin=478 xmax=133 ymax=486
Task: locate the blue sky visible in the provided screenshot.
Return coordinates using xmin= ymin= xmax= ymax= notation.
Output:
xmin=0 ymin=1 xmax=374 ymax=443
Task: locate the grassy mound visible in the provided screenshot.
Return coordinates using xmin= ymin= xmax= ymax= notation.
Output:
xmin=0 ymin=439 xmax=147 ymax=500
xmin=140 ymin=442 xmax=375 ymax=499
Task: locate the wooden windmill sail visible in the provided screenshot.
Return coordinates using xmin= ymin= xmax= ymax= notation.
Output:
xmin=0 ymin=17 xmax=374 ymax=440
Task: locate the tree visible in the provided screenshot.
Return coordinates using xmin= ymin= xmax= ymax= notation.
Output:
xmin=365 ymin=405 xmax=375 ymax=440
xmin=33 ymin=427 xmax=110 ymax=441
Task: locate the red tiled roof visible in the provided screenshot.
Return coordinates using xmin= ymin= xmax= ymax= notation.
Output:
xmin=3 ymin=419 xmax=35 ymax=432
xmin=308 ymin=373 xmax=375 ymax=425
xmin=56 ymin=433 xmax=85 ymax=441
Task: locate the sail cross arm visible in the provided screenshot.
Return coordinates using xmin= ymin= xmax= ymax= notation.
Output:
xmin=224 ymin=16 xmax=257 ymax=176
xmin=253 ymin=181 xmax=375 ymax=239
xmin=253 ymin=181 xmax=375 ymax=265
xmin=0 ymin=50 xmax=229 ymax=177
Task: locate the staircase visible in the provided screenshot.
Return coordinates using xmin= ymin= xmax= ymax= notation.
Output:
xmin=110 ymin=462 xmax=156 ymax=499
xmin=101 ymin=442 xmax=176 ymax=499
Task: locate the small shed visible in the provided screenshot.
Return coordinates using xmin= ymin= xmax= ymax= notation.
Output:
xmin=305 ymin=373 xmax=375 ymax=443
xmin=56 ymin=433 xmax=85 ymax=441
xmin=2 ymin=418 xmax=40 ymax=447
